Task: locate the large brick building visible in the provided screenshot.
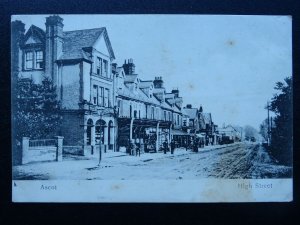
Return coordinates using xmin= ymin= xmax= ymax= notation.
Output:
xmin=12 ymin=15 xmax=116 ymax=155
xmin=12 ymin=15 xmax=191 ymax=155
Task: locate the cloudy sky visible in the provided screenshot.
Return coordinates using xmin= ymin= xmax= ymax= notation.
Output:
xmin=12 ymin=15 xmax=292 ymax=129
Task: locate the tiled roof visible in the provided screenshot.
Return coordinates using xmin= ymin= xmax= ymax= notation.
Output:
xmin=182 ymin=108 xmax=198 ymax=119
xmin=124 ymin=74 xmax=138 ymax=83
xmin=60 ymin=28 xmax=106 ymax=61
xmin=139 ymin=80 xmax=153 ymax=88
xmin=165 ymin=93 xmax=175 ymax=98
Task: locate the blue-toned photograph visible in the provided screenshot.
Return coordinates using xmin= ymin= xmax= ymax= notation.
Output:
xmin=11 ymin=14 xmax=293 ymax=202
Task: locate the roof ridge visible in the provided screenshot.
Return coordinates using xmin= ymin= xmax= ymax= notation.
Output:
xmin=63 ymin=27 xmax=105 ymax=33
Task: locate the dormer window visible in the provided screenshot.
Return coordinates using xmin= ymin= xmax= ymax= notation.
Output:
xmin=25 ymin=52 xmax=33 ymax=70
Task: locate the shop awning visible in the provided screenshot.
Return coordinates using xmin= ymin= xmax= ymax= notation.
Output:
xmin=196 ymin=134 xmax=205 ymax=138
xmin=172 ymin=129 xmax=190 ymax=136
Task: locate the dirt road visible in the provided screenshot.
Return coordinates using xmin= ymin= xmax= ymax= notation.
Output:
xmin=13 ymin=142 xmax=292 ymax=180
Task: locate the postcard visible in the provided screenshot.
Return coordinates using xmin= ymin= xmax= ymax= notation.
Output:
xmin=11 ymin=14 xmax=293 ymax=202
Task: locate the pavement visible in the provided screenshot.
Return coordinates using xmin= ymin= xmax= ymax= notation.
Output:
xmin=12 ymin=142 xmax=291 ymax=180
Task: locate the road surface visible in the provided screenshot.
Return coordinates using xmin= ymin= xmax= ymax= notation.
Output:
xmin=13 ymin=142 xmax=292 ymax=180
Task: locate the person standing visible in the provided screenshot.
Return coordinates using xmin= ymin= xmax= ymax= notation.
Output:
xmin=163 ymin=139 xmax=168 ymax=154
xmin=136 ymin=143 xmax=140 ymax=157
xmin=170 ymin=139 xmax=175 ymax=154
xmin=184 ymin=139 xmax=188 ymax=151
xmin=194 ymin=139 xmax=199 ymax=152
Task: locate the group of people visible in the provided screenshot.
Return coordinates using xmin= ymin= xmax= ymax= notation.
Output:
xmin=162 ymin=139 xmax=176 ymax=154
xmin=183 ymin=138 xmax=205 ymax=152
xmin=126 ymin=140 xmax=141 ymax=157
xmin=126 ymin=137 xmax=206 ymax=156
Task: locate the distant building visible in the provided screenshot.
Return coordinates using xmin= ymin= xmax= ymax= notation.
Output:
xmin=217 ymin=125 xmax=242 ymax=143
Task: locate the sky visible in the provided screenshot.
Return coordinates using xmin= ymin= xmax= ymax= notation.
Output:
xmin=12 ymin=14 xmax=292 ymax=130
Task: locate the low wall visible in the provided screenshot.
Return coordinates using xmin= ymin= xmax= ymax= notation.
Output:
xmin=21 ymin=137 xmax=63 ymax=165
xmin=63 ymin=146 xmax=84 ymax=155
xmin=24 ymin=146 xmax=57 ymax=163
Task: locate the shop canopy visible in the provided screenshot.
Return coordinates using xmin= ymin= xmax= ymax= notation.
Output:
xmin=196 ymin=134 xmax=205 ymax=138
xmin=172 ymin=129 xmax=190 ymax=136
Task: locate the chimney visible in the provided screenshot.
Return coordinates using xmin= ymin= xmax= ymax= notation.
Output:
xmin=186 ymin=104 xmax=192 ymax=109
xmin=199 ymin=105 xmax=203 ymax=112
xmin=153 ymin=76 xmax=164 ymax=88
xmin=11 ymin=20 xmax=25 ymax=75
xmin=45 ymin=15 xmax=64 ymax=82
xmin=123 ymin=58 xmax=135 ymax=75
xmin=171 ymin=88 xmax=179 ymax=97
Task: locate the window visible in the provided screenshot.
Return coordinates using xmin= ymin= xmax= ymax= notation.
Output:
xmin=117 ymin=100 xmax=123 ymax=116
xmin=93 ymin=85 xmax=98 ymax=105
xmin=25 ymin=52 xmax=33 ymax=69
xmin=151 ymin=107 xmax=154 ymax=119
xmin=98 ymin=87 xmax=104 ymax=106
xmin=96 ymin=57 xmax=102 ymax=75
xmin=35 ymin=50 xmax=43 ymax=69
xmin=104 ymin=88 xmax=109 ymax=107
xmin=164 ymin=111 xmax=167 ymax=121
xmin=103 ymin=59 xmax=108 ymax=77
xmin=168 ymin=112 xmax=171 ymax=121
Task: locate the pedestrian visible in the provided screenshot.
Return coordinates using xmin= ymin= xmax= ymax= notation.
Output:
xmin=136 ymin=143 xmax=140 ymax=157
xmin=163 ymin=139 xmax=168 ymax=154
xmin=194 ymin=139 xmax=199 ymax=152
xmin=184 ymin=140 xmax=188 ymax=151
xmin=170 ymin=139 xmax=175 ymax=154
xmin=127 ymin=139 xmax=132 ymax=155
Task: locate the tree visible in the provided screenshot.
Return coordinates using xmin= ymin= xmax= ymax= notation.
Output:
xmin=269 ymin=77 xmax=292 ymax=166
xmin=259 ymin=117 xmax=275 ymax=142
xmin=243 ymin=125 xmax=259 ymax=142
xmin=13 ymin=77 xmax=62 ymax=142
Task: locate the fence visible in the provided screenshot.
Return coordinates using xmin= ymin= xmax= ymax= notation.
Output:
xmin=21 ymin=136 xmax=63 ymax=164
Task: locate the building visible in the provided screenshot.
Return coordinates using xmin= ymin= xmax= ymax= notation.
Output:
xmin=12 ymin=15 xmax=117 ymax=156
xmin=115 ymin=59 xmax=184 ymax=153
xmin=12 ymin=15 xmax=220 ymax=157
xmin=217 ymin=125 xmax=242 ymax=143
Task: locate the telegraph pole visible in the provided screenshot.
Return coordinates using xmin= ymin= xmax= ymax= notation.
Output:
xmin=267 ymin=101 xmax=270 ymax=146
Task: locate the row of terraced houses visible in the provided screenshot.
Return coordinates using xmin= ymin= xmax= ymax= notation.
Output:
xmin=12 ymin=15 xmax=218 ymax=157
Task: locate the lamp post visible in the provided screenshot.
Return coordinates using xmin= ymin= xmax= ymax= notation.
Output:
xmin=96 ymin=106 xmax=118 ymax=167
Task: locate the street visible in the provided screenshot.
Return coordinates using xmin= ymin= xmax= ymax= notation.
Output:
xmin=13 ymin=142 xmax=292 ymax=180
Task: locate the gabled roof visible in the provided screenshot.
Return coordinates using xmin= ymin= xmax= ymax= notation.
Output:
xmin=60 ymin=27 xmax=115 ymax=61
xmin=202 ymin=113 xmax=212 ymax=124
xmin=182 ymin=108 xmax=198 ymax=119
xmin=139 ymin=80 xmax=153 ymax=88
xmin=23 ymin=25 xmax=45 ymax=45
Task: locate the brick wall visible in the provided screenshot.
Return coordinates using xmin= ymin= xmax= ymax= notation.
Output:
xmin=61 ymin=112 xmax=84 ymax=146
